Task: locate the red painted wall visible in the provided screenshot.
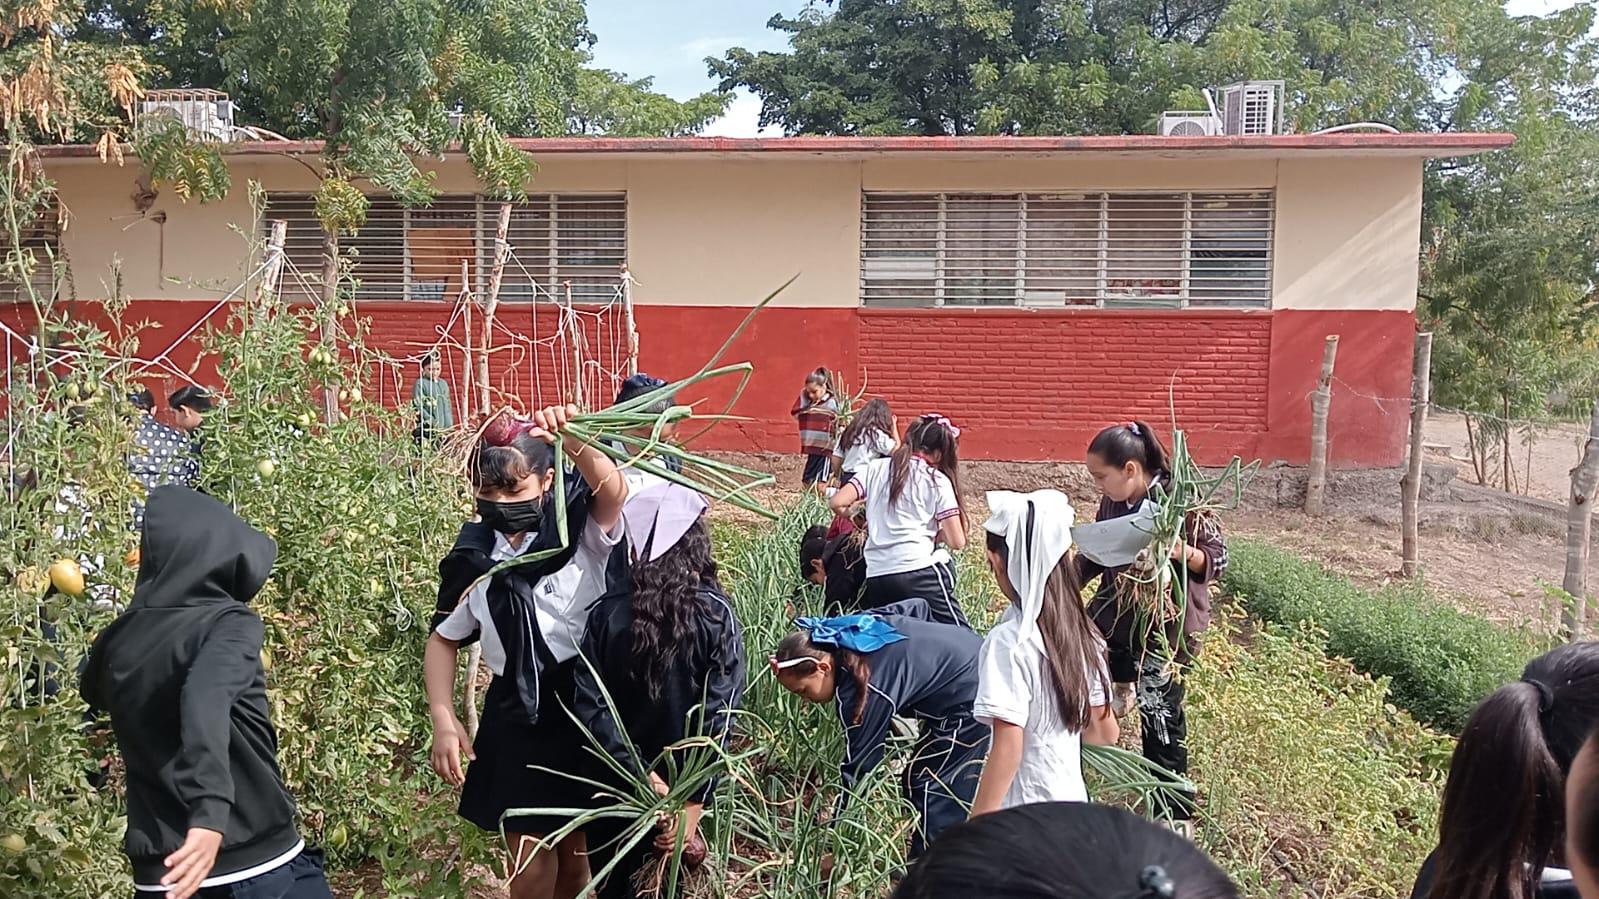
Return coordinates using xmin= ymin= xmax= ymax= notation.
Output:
xmin=2 ymin=300 xmax=1414 ymax=466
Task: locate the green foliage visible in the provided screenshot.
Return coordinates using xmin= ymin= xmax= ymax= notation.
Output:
xmin=569 ymin=67 xmax=731 ymax=137
xmin=1187 ymin=612 xmax=1453 ymax=899
xmin=132 ymin=118 xmax=232 ymax=203
xmin=1222 ymin=539 xmax=1547 ymax=732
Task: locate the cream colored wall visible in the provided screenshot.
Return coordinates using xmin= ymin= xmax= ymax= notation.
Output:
xmin=44 ymin=151 xmax=1422 ymax=311
xmin=1272 ymin=157 xmax=1423 ymax=311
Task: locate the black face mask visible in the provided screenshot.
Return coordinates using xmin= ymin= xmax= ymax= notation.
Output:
xmin=476 ymin=497 xmax=543 ymax=535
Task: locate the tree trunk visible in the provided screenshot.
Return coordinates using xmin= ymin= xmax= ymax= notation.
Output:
xmin=1465 ymin=414 xmax=1486 ymax=485
xmin=319 ymin=228 xmax=339 ymax=424
xmin=477 ymin=204 xmax=512 ymax=419
xmin=1305 ymin=334 xmax=1339 ymax=516
xmin=1502 ymin=396 xmax=1513 ymax=492
xmin=1401 ymin=333 xmax=1432 ymax=577
xmin=1560 ymin=399 xmax=1599 ymax=639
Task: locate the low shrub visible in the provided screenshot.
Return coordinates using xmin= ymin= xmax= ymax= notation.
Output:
xmin=1188 ymin=612 xmax=1454 ymax=899
xmin=1222 ymin=539 xmax=1546 ymax=732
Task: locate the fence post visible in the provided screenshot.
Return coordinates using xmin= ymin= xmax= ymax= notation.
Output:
xmin=1401 ymin=332 xmax=1433 ymax=577
xmin=620 ymin=265 xmax=639 ymax=377
xmin=1305 ymin=334 xmax=1340 ymax=516
xmin=258 ymin=220 xmax=287 ymax=303
xmin=477 ymin=203 xmax=511 ymax=419
xmin=1560 ymin=398 xmax=1599 ymax=639
xmin=459 ymin=259 xmax=474 ymax=427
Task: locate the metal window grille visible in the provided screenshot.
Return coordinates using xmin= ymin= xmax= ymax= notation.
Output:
xmin=0 ymin=213 xmax=63 ymax=304
xmin=861 ymin=191 xmax=1273 ymax=308
xmin=266 ymin=193 xmax=626 ymax=303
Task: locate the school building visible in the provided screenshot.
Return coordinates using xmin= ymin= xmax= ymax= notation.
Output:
xmin=8 ymin=132 xmax=1511 ymax=466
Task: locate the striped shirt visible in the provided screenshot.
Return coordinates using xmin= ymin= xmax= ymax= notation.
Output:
xmin=791 ymin=392 xmax=839 ymax=455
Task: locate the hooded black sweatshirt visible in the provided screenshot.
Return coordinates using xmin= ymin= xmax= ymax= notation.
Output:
xmin=80 ymin=486 xmax=300 ymax=886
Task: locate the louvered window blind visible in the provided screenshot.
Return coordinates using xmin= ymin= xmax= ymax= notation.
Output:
xmin=0 ymin=213 xmax=62 ymax=304
xmin=266 ymin=193 xmax=626 ymax=304
xmin=861 ymin=191 xmax=1273 ymax=308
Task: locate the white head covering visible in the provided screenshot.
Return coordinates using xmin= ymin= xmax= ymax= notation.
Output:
xmin=983 ymin=489 xmax=1076 ymax=644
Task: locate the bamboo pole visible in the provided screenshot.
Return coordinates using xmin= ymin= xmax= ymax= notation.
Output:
xmin=258 ymin=220 xmax=287 ymax=304
xmin=1400 ymin=333 xmax=1432 ymax=577
xmin=1305 ymin=334 xmax=1340 ymax=516
xmin=460 ymin=259 xmax=473 ymax=425
xmin=620 ymin=265 xmax=639 ymax=377
xmin=1560 ymin=399 xmax=1599 ymax=639
xmin=477 ymin=203 xmax=511 ymax=419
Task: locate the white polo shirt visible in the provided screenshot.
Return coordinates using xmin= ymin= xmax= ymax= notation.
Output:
xmin=851 ymin=455 xmax=960 ymax=577
xmin=435 ymin=515 xmax=624 ymax=668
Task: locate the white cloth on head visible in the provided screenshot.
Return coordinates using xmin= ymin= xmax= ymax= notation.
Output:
xmin=974 ymin=488 xmax=1107 ymax=809
xmin=982 ymin=489 xmax=1075 ymax=645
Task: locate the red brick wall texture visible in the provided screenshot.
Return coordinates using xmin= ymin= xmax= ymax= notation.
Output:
xmin=3 ymin=300 xmax=1414 ymax=467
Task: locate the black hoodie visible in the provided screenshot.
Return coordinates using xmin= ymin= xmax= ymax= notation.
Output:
xmin=81 ymin=486 xmax=300 ymax=886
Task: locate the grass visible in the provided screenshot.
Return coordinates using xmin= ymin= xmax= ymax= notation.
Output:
xmin=1222 ymin=539 xmax=1546 ymax=732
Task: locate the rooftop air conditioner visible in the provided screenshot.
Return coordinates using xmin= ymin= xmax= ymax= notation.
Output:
xmin=1220 ymin=81 xmax=1284 ymax=135
xmin=1158 ymin=113 xmax=1222 ymax=136
xmin=1157 ymin=88 xmax=1223 ymax=136
xmin=136 ymin=89 xmax=236 ymax=142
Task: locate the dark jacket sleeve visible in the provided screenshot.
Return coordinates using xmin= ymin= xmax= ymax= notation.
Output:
xmin=833 ymin=680 xmax=894 ymax=821
xmin=177 ymin=608 xmax=265 ymax=832
xmin=823 ymin=540 xmax=866 ymax=611
xmin=1185 ymin=511 xmax=1227 ymax=585
xmin=572 ymin=607 xmax=644 ymax=780
xmin=690 ymin=606 xmax=746 ymax=803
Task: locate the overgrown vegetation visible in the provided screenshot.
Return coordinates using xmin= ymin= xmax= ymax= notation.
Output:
xmin=1222 ymin=539 xmax=1546 ymax=732
xmin=1187 ymin=612 xmax=1452 ymax=899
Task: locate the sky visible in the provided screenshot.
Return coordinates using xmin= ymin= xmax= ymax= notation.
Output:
xmin=585 ymin=0 xmax=1593 ymax=138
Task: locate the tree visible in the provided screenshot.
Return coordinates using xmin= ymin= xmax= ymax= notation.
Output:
xmin=568 ymin=66 xmax=730 ymax=136
xmin=710 ymin=0 xmax=1052 ymax=135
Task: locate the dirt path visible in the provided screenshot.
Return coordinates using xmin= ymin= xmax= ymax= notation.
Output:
xmin=714 ymin=452 xmax=1591 ymax=634
xmin=1426 ymin=411 xmax=1591 ymax=505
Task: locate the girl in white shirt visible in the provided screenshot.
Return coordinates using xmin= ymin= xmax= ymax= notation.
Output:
xmin=830 ymin=413 xmax=968 ymax=628
xmin=832 ymin=397 xmax=898 ymax=486
xmin=970 ymin=489 xmax=1119 ymax=815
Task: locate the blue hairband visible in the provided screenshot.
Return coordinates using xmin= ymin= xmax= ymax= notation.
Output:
xmin=795 ymin=613 xmax=906 ymax=653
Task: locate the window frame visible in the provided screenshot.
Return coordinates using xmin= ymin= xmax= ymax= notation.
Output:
xmin=859 ymin=189 xmax=1275 ymax=310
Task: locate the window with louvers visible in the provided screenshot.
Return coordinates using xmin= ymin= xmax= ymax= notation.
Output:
xmin=266 ymin=193 xmax=626 ymax=303
xmin=0 ymin=213 xmax=63 ymax=304
xmin=861 ymin=191 xmax=1273 ymax=309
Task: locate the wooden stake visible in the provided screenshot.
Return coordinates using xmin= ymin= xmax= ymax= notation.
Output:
xmin=620 ymin=265 xmax=639 ymax=377
xmin=478 ymin=203 xmax=511 ymax=419
xmin=565 ymin=281 xmax=584 ymax=408
xmin=1400 ymin=332 xmax=1432 ymax=577
xmin=318 ymin=227 xmax=340 ymax=425
xmin=1560 ymin=399 xmax=1599 ymax=639
xmin=1305 ymin=334 xmax=1340 ymax=516
xmin=460 ymin=259 xmax=473 ymax=426
xmin=259 ymin=220 xmax=287 ymax=303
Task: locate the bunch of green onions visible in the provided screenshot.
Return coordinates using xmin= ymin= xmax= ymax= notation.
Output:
xmin=1117 ymin=427 xmax=1258 ymax=667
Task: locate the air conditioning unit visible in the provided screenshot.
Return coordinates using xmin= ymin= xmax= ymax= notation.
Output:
xmin=136 ymin=89 xmax=237 ymax=142
xmin=1220 ymin=81 xmax=1284 ymax=135
xmin=1158 ymin=113 xmax=1222 ymax=136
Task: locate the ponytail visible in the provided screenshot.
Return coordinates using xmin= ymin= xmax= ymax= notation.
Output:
xmin=1427 ymin=642 xmax=1599 ymax=899
xmin=888 ymin=414 xmax=965 ymax=522
xmin=805 ymin=367 xmax=833 ymax=392
xmin=1087 ymin=420 xmax=1170 ymax=479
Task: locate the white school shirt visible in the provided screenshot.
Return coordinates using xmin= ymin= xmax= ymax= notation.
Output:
xmin=972 ymin=606 xmax=1108 ymax=808
xmin=435 ymin=514 xmax=624 ymax=668
xmin=850 ymin=456 xmax=960 ymax=577
xmin=838 ymin=428 xmax=895 ymax=474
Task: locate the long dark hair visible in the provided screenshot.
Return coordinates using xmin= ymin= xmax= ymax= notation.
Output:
xmin=630 ymin=517 xmax=721 ymax=699
xmin=986 ymin=527 xmax=1107 ymax=731
xmin=1427 ymin=642 xmax=1599 ymax=899
xmin=888 ymin=415 xmax=964 ymax=519
xmin=469 ymin=428 xmax=554 ymax=492
xmin=839 ymin=397 xmax=893 ymax=455
xmin=1087 ymin=421 xmax=1171 ymax=479
xmin=894 ymin=802 xmax=1237 ymax=899
xmin=774 ymin=630 xmax=873 ymax=726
